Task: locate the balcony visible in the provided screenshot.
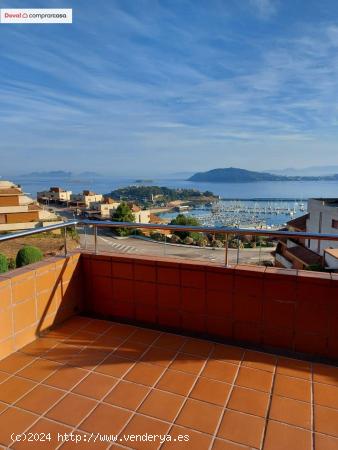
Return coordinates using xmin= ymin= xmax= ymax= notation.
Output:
xmin=0 ymin=222 xmax=337 ymax=449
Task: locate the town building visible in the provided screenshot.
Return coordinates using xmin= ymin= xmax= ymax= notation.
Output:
xmin=71 ymin=190 xmax=103 ymax=208
xmin=275 ymin=198 xmax=338 ymax=270
xmin=37 ymin=187 xmax=72 ymax=204
xmin=0 ymin=181 xmax=62 ymax=232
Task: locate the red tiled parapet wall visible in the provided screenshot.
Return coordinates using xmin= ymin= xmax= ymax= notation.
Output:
xmin=0 ymin=253 xmax=83 ymax=360
xmin=82 ymin=253 xmax=338 ymax=362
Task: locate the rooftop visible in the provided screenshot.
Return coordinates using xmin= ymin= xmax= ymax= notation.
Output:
xmin=0 ymin=316 xmax=337 ymax=449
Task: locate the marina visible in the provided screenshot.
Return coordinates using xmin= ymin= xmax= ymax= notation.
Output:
xmin=160 ymin=199 xmax=308 ymax=229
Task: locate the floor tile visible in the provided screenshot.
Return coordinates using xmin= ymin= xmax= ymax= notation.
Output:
xmin=314 ymin=382 xmax=338 ymax=409
xmin=124 ymin=362 xmax=165 ymax=386
xmin=100 ymin=323 xmax=136 ymax=340
xmin=273 ymin=374 xmax=311 ymax=402
xmin=46 ymin=393 xmax=97 ymax=427
xmin=127 ymin=328 xmax=161 ymax=345
xmin=138 ymin=389 xmax=184 ymax=422
xmin=242 ymin=350 xmax=276 ymax=372
xmin=20 ymin=337 xmax=59 ymax=357
xmin=153 ymin=333 xmax=186 ymax=351
xmin=269 ymin=395 xmax=311 ymax=429
xmin=72 ymin=372 xmax=118 ymax=400
xmin=0 ymin=407 xmax=37 ymax=446
xmin=67 ymin=347 xmax=110 ymax=369
xmin=315 ymin=405 xmax=338 ymax=437
xmin=140 ymin=346 xmax=177 ymax=367
xmin=80 ymin=403 xmax=132 ymax=435
xmin=43 ymin=366 xmax=89 ymax=390
xmin=228 ymin=386 xmax=270 ymax=417
xmin=15 ymin=385 xmax=64 ymax=415
xmin=0 ymin=372 xmax=9 ymax=384
xmin=0 ymin=353 xmax=33 ymax=374
xmin=91 ymin=332 xmax=124 ymax=350
xmin=277 ymin=357 xmax=312 ymax=380
xmin=82 ymin=319 xmax=113 ymax=334
xmin=181 ymin=338 xmax=214 ymax=357
xmin=190 ymin=377 xmax=231 ymax=406
xmin=315 ymin=433 xmax=338 ymax=450
xmin=104 ymin=380 xmax=150 ymax=410
xmin=113 ymin=341 xmax=149 ymax=361
xmin=162 ymin=425 xmax=212 ymax=450
xmin=313 ymin=364 xmax=338 ymax=387
xmin=120 ymin=414 xmax=171 ymax=450
xmin=155 ymin=369 xmax=196 ymax=396
xmin=94 ymin=354 xmax=135 ymax=378
xmin=201 ymin=360 xmax=238 ymax=383
xmin=0 ymin=376 xmax=36 ymax=404
xmin=212 ymin=438 xmax=252 ymax=449
xmin=43 ymin=343 xmax=84 ymax=364
xmin=176 ymin=398 xmax=223 ymax=434
xmin=218 ymin=409 xmax=265 ymax=448
xmin=235 ymin=366 xmax=273 ymax=392
xmin=211 ymin=344 xmax=244 ymax=365
xmin=12 ymin=418 xmax=72 ymax=450
xmin=170 ymin=353 xmax=206 ymax=375
xmin=16 ymin=358 xmax=61 ymax=382
xmin=263 ymin=420 xmax=312 ymax=450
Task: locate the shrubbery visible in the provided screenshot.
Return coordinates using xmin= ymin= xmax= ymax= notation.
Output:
xmin=16 ymin=246 xmax=43 ymax=268
xmin=0 ymin=253 xmax=8 ymax=273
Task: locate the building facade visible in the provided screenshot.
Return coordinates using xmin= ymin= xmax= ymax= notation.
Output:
xmin=0 ymin=181 xmax=61 ymax=232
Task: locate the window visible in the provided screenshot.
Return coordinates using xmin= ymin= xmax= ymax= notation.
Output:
xmin=332 ymin=219 xmax=338 ymax=229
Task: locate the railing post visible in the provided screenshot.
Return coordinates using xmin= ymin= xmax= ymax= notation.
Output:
xmin=236 ymin=235 xmax=240 ymax=264
xmin=94 ymin=225 xmax=98 ymax=255
xmin=63 ymin=226 xmax=67 ymax=257
xmin=224 ymin=233 xmax=229 ymax=266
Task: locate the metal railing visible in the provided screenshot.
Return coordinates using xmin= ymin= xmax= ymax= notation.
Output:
xmin=1 ymin=219 xmax=338 ymax=267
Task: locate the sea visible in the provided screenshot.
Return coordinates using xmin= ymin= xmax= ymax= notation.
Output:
xmin=9 ymin=175 xmax=338 ymax=228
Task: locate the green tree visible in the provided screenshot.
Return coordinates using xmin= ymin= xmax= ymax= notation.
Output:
xmin=170 ymin=214 xmax=201 ymax=240
xmin=111 ymin=202 xmax=135 ymax=236
xmin=16 ymin=246 xmax=43 ymax=268
xmin=0 ymin=253 xmax=8 ymax=273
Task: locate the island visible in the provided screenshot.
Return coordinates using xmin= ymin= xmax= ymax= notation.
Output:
xmin=110 ymin=185 xmax=218 ymax=207
xmin=188 ymin=167 xmax=338 ymax=183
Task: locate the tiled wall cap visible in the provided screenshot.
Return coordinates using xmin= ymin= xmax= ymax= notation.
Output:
xmin=233 ymin=264 xmax=266 ymax=277
xmin=265 ymin=267 xmax=298 ymax=277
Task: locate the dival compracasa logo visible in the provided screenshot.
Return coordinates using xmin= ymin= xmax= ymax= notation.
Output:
xmin=0 ymin=8 xmax=72 ymax=24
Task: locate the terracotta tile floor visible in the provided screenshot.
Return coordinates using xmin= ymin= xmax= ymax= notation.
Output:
xmin=0 ymin=317 xmax=337 ymax=450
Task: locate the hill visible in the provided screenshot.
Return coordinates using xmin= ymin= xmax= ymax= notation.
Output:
xmin=188 ymin=167 xmax=338 ymax=183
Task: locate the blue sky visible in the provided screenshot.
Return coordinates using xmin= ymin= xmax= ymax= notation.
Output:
xmin=1 ymin=0 xmax=338 ymax=176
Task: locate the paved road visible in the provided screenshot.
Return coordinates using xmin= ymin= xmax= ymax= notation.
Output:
xmin=79 ymin=228 xmax=275 ymax=265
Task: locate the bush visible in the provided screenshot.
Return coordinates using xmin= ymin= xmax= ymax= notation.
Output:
xmin=8 ymin=257 xmax=16 ymax=270
xmin=0 ymin=253 xmax=8 ymax=273
xmin=16 ymin=246 xmax=43 ymax=268
xmin=183 ymin=236 xmax=194 ymax=245
xmin=211 ymin=239 xmax=223 ymax=248
xmin=169 ymin=234 xmax=181 ymax=244
xmin=150 ymin=232 xmax=166 ymax=242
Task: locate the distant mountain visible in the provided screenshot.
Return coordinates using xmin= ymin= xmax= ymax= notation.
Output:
xmin=188 ymin=167 xmax=338 ymax=183
xmin=20 ymin=171 xmax=72 ymax=178
xmin=77 ymin=171 xmax=101 ymax=178
xmin=267 ymin=165 xmax=338 ymax=176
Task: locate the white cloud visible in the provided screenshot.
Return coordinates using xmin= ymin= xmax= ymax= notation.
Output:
xmin=249 ymin=0 xmax=278 ymax=19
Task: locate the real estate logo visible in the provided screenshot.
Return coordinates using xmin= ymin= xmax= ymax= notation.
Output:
xmin=0 ymin=8 xmax=72 ymax=24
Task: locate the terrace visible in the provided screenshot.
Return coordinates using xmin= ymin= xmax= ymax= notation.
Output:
xmin=0 ymin=221 xmax=337 ymax=450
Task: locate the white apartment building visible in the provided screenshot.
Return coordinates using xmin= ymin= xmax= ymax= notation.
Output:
xmin=306 ymin=198 xmax=338 ymax=255
xmin=37 ymin=187 xmax=72 ymax=203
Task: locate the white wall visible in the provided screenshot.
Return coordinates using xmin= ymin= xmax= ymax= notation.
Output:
xmin=307 ymin=199 xmax=338 ymax=255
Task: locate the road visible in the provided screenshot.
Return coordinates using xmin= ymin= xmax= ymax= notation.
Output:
xmin=79 ymin=228 xmax=275 ymax=265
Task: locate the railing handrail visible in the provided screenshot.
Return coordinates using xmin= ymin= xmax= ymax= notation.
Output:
xmin=77 ymin=220 xmax=338 ymax=242
xmin=1 ymin=219 xmax=338 ymax=243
